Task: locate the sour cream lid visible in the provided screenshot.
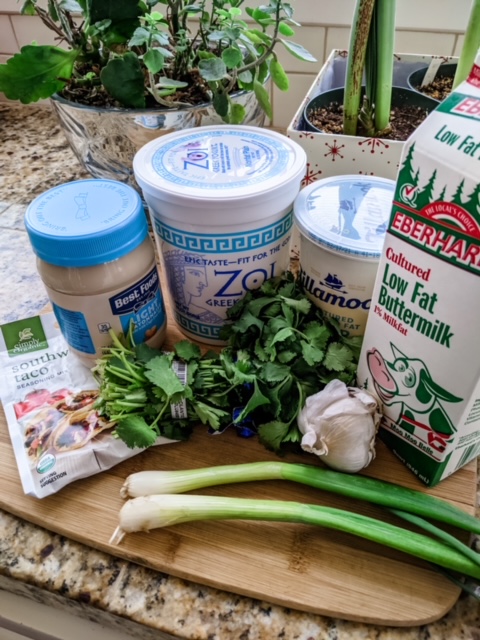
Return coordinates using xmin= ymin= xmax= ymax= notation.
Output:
xmin=25 ymin=179 xmax=148 ymax=267
xmin=133 ymin=125 xmax=307 ymax=206
xmin=293 ymin=175 xmax=395 ymax=259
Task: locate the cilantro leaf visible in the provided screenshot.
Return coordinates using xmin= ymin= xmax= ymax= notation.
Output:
xmin=280 ymin=296 xmax=311 ymax=315
xmin=235 ymin=379 xmax=270 ymax=421
xmin=194 ymin=402 xmax=230 ymax=429
xmin=304 ymin=322 xmax=331 ymax=349
xmin=261 ymin=361 xmax=290 ymax=382
xmin=258 ymin=420 xmax=290 ymax=451
xmin=144 ymin=355 xmax=186 ymax=396
xmin=323 ymin=342 xmax=355 ymax=372
xmin=269 ymin=327 xmax=294 ymax=346
xmin=301 ymin=341 xmax=324 ymax=366
xmin=175 ymin=340 xmax=201 ymax=362
xmin=114 ymin=415 xmax=158 ymax=448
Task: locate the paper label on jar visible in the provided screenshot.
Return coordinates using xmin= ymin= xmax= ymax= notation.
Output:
xmin=153 ymin=211 xmax=292 ymax=343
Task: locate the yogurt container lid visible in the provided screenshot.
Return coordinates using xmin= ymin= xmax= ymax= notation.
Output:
xmin=25 ymin=179 xmax=148 ymax=267
xmin=133 ymin=125 xmax=307 ymax=206
xmin=294 ymin=175 xmax=395 ymax=260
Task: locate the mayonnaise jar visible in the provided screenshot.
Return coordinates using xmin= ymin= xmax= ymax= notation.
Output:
xmin=24 ymin=179 xmax=167 ymax=366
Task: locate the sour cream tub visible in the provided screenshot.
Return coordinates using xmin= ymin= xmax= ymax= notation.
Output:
xmin=293 ymin=175 xmax=395 ymax=337
xmin=134 ymin=125 xmax=307 ymax=344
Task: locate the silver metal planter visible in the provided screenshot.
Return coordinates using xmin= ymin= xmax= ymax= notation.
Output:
xmin=50 ymin=90 xmax=267 ymax=189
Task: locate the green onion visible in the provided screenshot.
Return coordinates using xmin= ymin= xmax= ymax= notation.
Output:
xmin=120 ymin=461 xmax=480 ymax=536
xmin=453 ymin=0 xmax=480 ymax=89
xmin=111 ymin=494 xmax=480 ymax=580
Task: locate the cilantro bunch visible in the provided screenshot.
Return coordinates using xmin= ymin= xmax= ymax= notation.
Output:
xmin=93 ymin=272 xmax=361 ymax=453
xmin=93 ymin=333 xmax=243 ymax=449
xmin=219 ymin=271 xmax=362 ymax=451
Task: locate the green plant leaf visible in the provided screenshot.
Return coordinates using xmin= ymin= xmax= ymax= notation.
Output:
xmin=144 ymin=48 xmax=164 ymax=73
xmin=270 ymin=58 xmax=289 ymax=91
xmin=230 ymin=102 xmax=246 ymax=124
xmin=253 ymin=78 xmax=272 ymax=119
xmin=157 ymin=77 xmax=188 ymax=88
xmin=129 ymin=26 xmax=150 ymax=46
xmin=199 ymin=57 xmax=228 ymax=81
xmin=21 ymin=0 xmax=36 ymax=16
xmin=213 ymin=91 xmax=229 ymax=117
xmin=89 ymin=0 xmax=143 ymax=28
xmin=0 ymin=45 xmax=78 ymax=103
xmin=280 ymin=39 xmax=317 ymax=62
xmin=114 ymin=415 xmax=158 ymax=449
xmin=59 ymin=0 xmax=83 ymax=11
xmin=237 ymin=69 xmax=253 ymax=87
xmin=278 ymin=22 xmax=295 ymax=36
xmin=100 ymin=52 xmax=146 ymax=108
xmin=222 ymin=46 xmax=243 ymax=69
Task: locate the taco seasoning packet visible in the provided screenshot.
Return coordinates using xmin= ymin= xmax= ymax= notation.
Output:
xmin=0 ymin=312 xmax=176 ymax=498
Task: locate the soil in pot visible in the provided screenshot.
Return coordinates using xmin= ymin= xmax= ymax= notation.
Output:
xmin=304 ymin=87 xmax=438 ymax=141
xmin=407 ymin=63 xmax=456 ymax=103
xmin=411 ymin=75 xmax=452 ymax=102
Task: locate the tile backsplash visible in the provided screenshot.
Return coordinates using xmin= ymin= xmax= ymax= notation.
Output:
xmin=0 ymin=0 xmax=470 ymax=128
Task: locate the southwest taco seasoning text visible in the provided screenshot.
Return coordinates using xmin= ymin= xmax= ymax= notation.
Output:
xmin=24 ymin=179 xmax=167 ymax=366
xmin=358 ymin=53 xmax=480 ymax=486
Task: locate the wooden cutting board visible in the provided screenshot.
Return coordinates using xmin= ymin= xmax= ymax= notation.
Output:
xmin=0 ymin=309 xmax=477 ymax=627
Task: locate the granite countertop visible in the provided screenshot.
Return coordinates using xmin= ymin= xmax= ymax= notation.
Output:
xmin=1 ymin=102 xmax=480 ymax=640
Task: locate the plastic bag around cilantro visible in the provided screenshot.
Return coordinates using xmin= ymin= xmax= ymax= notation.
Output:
xmin=0 ymin=312 xmax=177 ymax=498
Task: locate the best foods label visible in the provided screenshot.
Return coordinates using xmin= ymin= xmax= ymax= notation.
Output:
xmin=357 ymin=54 xmax=480 ymax=486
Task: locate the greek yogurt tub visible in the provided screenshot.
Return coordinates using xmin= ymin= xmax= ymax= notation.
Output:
xmin=133 ymin=125 xmax=307 ymax=344
xmin=293 ymin=175 xmax=395 ymax=337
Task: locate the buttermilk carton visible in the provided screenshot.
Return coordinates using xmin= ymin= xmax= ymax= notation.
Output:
xmin=357 ymin=54 xmax=480 ymax=486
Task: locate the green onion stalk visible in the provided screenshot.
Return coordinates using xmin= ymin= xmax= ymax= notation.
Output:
xmin=453 ymin=0 xmax=480 ymax=89
xmin=112 ymin=493 xmax=480 ymax=581
xmin=120 ymin=461 xmax=480 ymax=535
xmin=343 ymin=0 xmax=396 ymax=136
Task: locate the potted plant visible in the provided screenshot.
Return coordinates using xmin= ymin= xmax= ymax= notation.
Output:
xmin=287 ymin=0 xmax=440 ymax=188
xmin=408 ymin=0 xmax=480 ymax=103
xmin=0 ymin=0 xmax=315 ymax=186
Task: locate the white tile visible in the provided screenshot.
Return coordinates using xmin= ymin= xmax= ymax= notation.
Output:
xmin=271 ymin=73 xmax=317 ymax=129
xmin=0 ymin=0 xmax=24 ymax=12
xmin=11 ymin=14 xmax=62 ymax=48
xmin=290 ymin=0 xmax=471 ymax=32
xmin=275 ymin=25 xmax=326 ymax=74
xmin=0 ymin=14 xmax=18 ymax=53
xmin=394 ymin=30 xmax=456 ymax=56
xmin=453 ymin=34 xmax=465 ymax=57
xmin=325 ymin=27 xmax=457 ymax=59
xmin=325 ymin=27 xmax=350 ymax=54
xmin=395 ymin=0 xmax=470 ymax=32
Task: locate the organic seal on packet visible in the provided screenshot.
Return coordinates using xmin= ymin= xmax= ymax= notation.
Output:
xmin=0 ymin=313 xmax=176 ymax=498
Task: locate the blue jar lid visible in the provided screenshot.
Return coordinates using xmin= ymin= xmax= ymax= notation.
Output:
xmin=25 ymin=179 xmax=148 ymax=267
xmin=293 ymin=175 xmax=395 ymax=260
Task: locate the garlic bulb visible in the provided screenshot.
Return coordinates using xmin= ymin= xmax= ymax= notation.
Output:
xmin=297 ymin=379 xmax=382 ymax=473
